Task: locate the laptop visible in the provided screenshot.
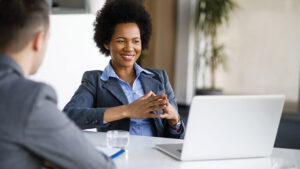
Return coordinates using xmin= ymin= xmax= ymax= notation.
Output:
xmin=156 ymin=95 xmax=285 ymax=161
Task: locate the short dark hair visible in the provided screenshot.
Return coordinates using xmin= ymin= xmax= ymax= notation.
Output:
xmin=0 ymin=0 xmax=49 ymax=53
xmin=94 ymin=0 xmax=152 ymax=56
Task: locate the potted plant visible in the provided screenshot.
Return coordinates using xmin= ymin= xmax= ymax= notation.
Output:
xmin=194 ymin=0 xmax=237 ymax=95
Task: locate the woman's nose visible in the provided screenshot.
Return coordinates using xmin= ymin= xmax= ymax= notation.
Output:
xmin=124 ymin=42 xmax=134 ymax=51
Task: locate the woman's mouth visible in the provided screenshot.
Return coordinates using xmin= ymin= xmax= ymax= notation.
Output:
xmin=121 ymin=54 xmax=135 ymax=61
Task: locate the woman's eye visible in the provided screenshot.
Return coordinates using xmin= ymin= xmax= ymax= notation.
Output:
xmin=134 ymin=40 xmax=140 ymax=43
xmin=117 ymin=40 xmax=124 ymax=43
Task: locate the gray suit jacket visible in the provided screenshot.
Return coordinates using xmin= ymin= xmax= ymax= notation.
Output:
xmin=63 ymin=69 xmax=185 ymax=139
xmin=0 ymin=55 xmax=115 ymax=169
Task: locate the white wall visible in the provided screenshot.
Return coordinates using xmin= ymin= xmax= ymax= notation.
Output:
xmin=216 ymin=0 xmax=300 ymax=104
xmin=31 ymin=14 xmax=110 ymax=109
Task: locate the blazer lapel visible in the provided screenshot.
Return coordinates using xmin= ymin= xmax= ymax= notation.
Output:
xmin=139 ymin=72 xmax=164 ymax=96
xmin=102 ymin=77 xmax=129 ymax=105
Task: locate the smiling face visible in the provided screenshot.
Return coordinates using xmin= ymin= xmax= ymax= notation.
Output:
xmin=105 ymin=23 xmax=142 ymax=69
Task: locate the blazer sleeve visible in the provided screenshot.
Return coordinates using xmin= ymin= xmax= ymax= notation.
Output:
xmin=63 ymin=71 xmax=108 ymax=129
xmin=161 ymin=70 xmax=186 ymax=139
xmin=24 ymin=84 xmax=115 ymax=169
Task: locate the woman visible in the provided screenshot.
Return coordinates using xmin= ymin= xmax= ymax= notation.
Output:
xmin=64 ymin=0 xmax=185 ymax=139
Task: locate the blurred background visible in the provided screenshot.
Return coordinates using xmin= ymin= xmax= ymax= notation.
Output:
xmin=31 ymin=0 xmax=300 ymax=148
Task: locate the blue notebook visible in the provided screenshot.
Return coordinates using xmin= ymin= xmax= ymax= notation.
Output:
xmin=96 ymin=146 xmax=125 ymax=159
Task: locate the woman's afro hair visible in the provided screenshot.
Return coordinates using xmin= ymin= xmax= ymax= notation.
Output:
xmin=93 ymin=0 xmax=152 ymax=56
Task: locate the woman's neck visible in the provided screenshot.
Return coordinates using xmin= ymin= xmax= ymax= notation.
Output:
xmin=111 ymin=62 xmax=136 ymax=86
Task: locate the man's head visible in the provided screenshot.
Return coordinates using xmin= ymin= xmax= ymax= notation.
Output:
xmin=0 ymin=0 xmax=50 ymax=75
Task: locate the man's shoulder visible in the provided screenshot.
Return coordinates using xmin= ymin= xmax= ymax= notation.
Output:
xmin=0 ymin=76 xmax=57 ymax=133
xmin=1 ymin=77 xmax=57 ymax=107
xmin=18 ymin=78 xmax=55 ymax=97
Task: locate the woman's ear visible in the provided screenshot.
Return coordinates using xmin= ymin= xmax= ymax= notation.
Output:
xmin=104 ymin=44 xmax=109 ymax=50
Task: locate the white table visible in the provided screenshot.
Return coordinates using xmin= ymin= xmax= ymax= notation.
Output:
xmin=84 ymin=132 xmax=300 ymax=169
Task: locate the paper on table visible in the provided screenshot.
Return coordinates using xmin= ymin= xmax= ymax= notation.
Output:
xmin=96 ymin=146 xmax=125 ymax=159
xmin=82 ymin=128 xmax=97 ymax=132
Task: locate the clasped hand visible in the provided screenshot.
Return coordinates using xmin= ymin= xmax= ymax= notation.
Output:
xmin=125 ymin=91 xmax=179 ymax=126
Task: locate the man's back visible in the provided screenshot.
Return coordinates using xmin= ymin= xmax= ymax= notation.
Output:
xmin=0 ymin=55 xmax=115 ymax=169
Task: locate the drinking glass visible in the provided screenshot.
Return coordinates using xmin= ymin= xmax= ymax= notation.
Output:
xmin=106 ymin=130 xmax=129 ymax=148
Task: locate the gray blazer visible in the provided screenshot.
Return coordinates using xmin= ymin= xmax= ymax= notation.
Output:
xmin=0 ymin=55 xmax=115 ymax=169
xmin=63 ymin=69 xmax=185 ymax=139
